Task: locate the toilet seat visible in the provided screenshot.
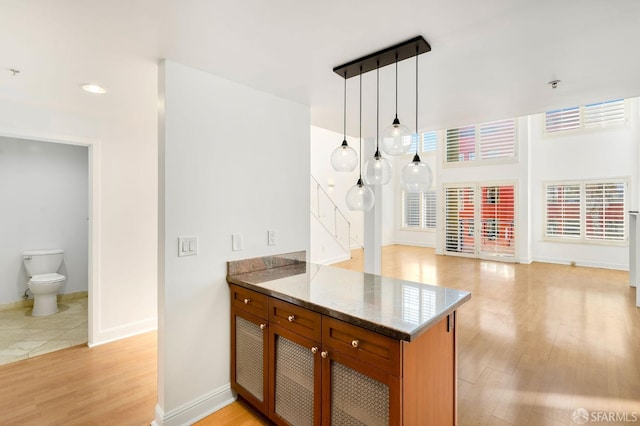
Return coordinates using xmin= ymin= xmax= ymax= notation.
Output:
xmin=30 ymin=273 xmax=66 ymax=284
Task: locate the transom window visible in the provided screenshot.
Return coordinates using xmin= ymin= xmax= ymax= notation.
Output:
xmin=445 ymin=119 xmax=517 ymax=165
xmin=545 ymin=99 xmax=626 ymax=134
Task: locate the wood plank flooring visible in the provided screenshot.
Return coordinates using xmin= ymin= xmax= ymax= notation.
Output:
xmin=0 ymin=331 xmax=157 ymax=425
xmin=201 ymin=245 xmax=640 ymax=425
xmin=1 ymin=245 xmax=638 ymax=425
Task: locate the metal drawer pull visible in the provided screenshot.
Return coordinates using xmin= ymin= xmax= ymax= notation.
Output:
xmin=287 ymin=315 xmax=295 ymax=322
xmin=311 ymin=346 xmax=318 ymax=354
xmin=243 ymin=298 xmax=251 ymax=304
xmin=260 ymin=323 xmax=266 ymax=330
xmin=351 ymin=339 xmax=359 ymax=348
xmin=321 ymin=350 xmax=328 ymax=359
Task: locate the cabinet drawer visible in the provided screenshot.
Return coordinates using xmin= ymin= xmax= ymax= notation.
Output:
xmin=322 ymin=317 xmax=401 ymax=376
xmin=269 ymin=298 xmax=322 ymax=342
xmin=231 ymin=285 xmax=268 ymax=320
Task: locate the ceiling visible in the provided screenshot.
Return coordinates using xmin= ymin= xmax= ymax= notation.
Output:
xmin=2 ymin=0 xmax=640 ymax=138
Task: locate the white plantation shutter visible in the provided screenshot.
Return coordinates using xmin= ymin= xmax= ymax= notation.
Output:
xmin=423 ymin=191 xmax=436 ymax=229
xmin=480 ymin=185 xmax=515 ymax=256
xmin=584 ymin=99 xmax=625 ymax=129
xmin=545 ymin=99 xmax=626 ymax=133
xmin=402 ymin=192 xmax=420 ymax=228
xmin=479 ymin=120 xmax=516 ymax=159
xmin=544 ymin=179 xmax=626 ymax=243
xmin=545 ymin=184 xmax=581 ymax=239
xmin=446 ymin=120 xmax=516 ymax=163
xmin=444 ymin=186 xmax=475 ymax=254
xmin=422 ymin=131 xmax=437 ymax=153
xmin=545 ymin=106 xmax=580 ymax=133
xmin=445 ymin=126 xmax=475 ymax=163
xmin=585 ymin=182 xmax=625 ymax=241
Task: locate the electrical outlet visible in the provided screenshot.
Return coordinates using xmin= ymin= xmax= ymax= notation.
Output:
xmin=268 ymin=230 xmax=277 ymax=246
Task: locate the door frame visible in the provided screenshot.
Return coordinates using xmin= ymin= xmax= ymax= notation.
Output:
xmin=0 ymin=128 xmax=100 ymax=345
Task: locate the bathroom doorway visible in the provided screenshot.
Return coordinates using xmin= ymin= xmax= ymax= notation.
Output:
xmin=0 ymin=134 xmax=95 ymax=365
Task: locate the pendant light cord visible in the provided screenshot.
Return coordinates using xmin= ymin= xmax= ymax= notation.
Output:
xmin=359 ymin=66 xmax=363 ymax=180
xmin=395 ymin=53 xmax=399 ymax=119
xmin=343 ymin=71 xmax=347 ymax=141
xmin=376 ymin=61 xmax=380 ymax=151
xmin=415 ymin=45 xmax=419 ymax=155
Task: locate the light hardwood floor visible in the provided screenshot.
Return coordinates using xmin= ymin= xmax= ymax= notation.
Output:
xmin=200 ymin=246 xmax=640 ymax=425
xmin=2 ymin=246 xmax=638 ymax=425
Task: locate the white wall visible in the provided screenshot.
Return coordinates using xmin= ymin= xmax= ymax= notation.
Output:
xmin=0 ymin=63 xmax=158 ymax=345
xmin=0 ymin=137 xmax=88 ymax=305
xmin=529 ymin=99 xmax=639 ymax=269
xmin=157 ymin=60 xmax=310 ymax=425
xmin=310 ymin=126 xmax=364 ymax=263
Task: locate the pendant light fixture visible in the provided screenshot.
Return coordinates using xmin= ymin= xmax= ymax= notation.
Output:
xmin=401 ymin=45 xmax=433 ymax=193
xmin=381 ymin=54 xmax=412 ymax=156
xmin=364 ymin=63 xmax=392 ymax=185
xmin=330 ymin=72 xmax=358 ymax=172
xmin=346 ymin=68 xmax=375 ymax=212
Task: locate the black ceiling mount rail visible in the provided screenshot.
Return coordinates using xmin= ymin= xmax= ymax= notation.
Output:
xmin=333 ymin=36 xmax=431 ymax=79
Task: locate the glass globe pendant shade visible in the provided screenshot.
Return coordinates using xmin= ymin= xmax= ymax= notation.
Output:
xmin=330 ymin=140 xmax=358 ymax=172
xmin=346 ymin=178 xmax=375 ymax=212
xmin=363 ymin=149 xmax=392 ymax=185
xmin=401 ymin=154 xmax=433 ymax=193
xmin=381 ymin=116 xmax=412 ymax=155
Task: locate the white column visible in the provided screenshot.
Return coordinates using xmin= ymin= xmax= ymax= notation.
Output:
xmin=363 ymin=138 xmax=381 ymax=275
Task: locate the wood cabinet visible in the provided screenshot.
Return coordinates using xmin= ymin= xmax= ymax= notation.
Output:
xmin=230 ymin=284 xmax=457 ymax=425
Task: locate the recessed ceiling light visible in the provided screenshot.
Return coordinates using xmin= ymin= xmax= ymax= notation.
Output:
xmin=81 ymin=83 xmax=107 ymax=94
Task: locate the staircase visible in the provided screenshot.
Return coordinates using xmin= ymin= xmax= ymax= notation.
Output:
xmin=310 ymin=175 xmax=351 ymax=257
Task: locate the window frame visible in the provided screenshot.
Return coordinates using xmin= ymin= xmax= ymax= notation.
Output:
xmin=543 ymin=178 xmax=628 ymax=245
xmin=401 ymin=189 xmax=437 ymax=232
xmin=443 ymin=118 xmax=519 ymax=168
xmin=543 ymin=99 xmax=629 ymax=137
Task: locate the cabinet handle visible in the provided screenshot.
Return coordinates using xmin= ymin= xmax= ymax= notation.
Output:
xmin=243 ymin=298 xmax=251 ymax=304
xmin=287 ymin=315 xmax=295 ymax=322
xmin=260 ymin=323 xmax=267 ymax=330
xmin=351 ymin=339 xmax=359 ymax=348
xmin=321 ymin=350 xmax=328 ymax=359
xmin=311 ymin=346 xmax=318 ymax=354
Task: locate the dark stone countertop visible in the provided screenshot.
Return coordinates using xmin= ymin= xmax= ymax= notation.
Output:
xmin=227 ymin=252 xmax=471 ymax=342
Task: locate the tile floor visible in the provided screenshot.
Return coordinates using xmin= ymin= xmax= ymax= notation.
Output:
xmin=0 ymin=297 xmax=87 ymax=366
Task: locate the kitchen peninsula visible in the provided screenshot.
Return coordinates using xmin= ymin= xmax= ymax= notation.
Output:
xmin=227 ymin=251 xmax=471 ymax=425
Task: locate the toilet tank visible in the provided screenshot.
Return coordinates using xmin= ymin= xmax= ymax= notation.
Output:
xmin=23 ymin=249 xmax=64 ymax=277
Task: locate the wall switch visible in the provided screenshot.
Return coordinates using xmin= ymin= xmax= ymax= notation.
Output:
xmin=232 ymin=233 xmax=243 ymax=251
xmin=178 ymin=237 xmax=198 ymax=257
xmin=268 ymin=230 xmax=277 ymax=246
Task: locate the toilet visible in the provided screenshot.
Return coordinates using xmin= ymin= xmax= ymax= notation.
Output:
xmin=22 ymin=249 xmax=66 ymax=316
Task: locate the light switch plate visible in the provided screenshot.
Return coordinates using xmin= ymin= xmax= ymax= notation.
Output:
xmin=232 ymin=233 xmax=243 ymax=251
xmin=178 ymin=237 xmax=198 ymax=257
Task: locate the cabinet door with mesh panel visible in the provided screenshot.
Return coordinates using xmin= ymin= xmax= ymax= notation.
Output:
xmin=321 ymin=350 xmax=401 ymax=426
xmin=269 ymin=325 xmax=321 ymax=425
xmin=231 ymin=308 xmax=269 ymax=413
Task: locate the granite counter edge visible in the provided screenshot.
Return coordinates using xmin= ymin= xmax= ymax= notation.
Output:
xmin=227 ymin=275 xmax=471 ymax=342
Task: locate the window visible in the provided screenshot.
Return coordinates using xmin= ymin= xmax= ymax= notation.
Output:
xmin=402 ymin=190 xmax=436 ymax=230
xmin=445 ymin=119 xmax=517 ymax=165
xmin=409 ymin=131 xmax=437 ymax=154
xmin=545 ymin=99 xmax=626 ymax=134
xmin=544 ymin=179 xmax=626 ymax=243
xmin=444 ymin=183 xmax=517 ymax=258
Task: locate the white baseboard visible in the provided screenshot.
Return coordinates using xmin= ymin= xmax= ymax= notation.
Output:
xmin=89 ymin=317 xmax=157 ymax=347
xmin=532 ymin=256 xmax=628 ymax=271
xmin=151 ymin=384 xmax=235 ymax=426
xmin=314 ymin=253 xmax=350 ymax=265
xmin=391 ymin=240 xmax=436 ymax=248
